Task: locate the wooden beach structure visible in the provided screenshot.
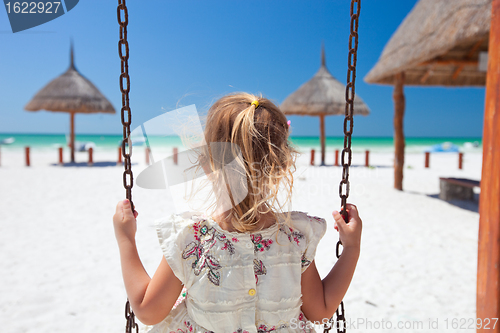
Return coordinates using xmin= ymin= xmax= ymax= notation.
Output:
xmin=281 ymin=46 xmax=370 ymax=166
xmin=365 ymin=0 xmax=500 ymax=329
xmin=25 ymin=44 xmax=115 ymax=163
xmin=364 ymin=0 xmax=491 ymax=190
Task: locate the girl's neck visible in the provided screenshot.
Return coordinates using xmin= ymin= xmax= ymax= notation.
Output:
xmin=213 ymin=211 xmax=277 ymax=233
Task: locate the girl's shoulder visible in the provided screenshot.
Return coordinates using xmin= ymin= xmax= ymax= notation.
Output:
xmin=278 ymin=211 xmax=327 ymax=245
xmin=284 ymin=211 xmax=328 ymax=234
xmin=155 ymin=211 xmax=326 ymax=230
xmin=155 ymin=212 xmax=208 ymax=285
xmin=155 ymin=211 xmax=207 ymax=239
xmin=280 ymin=211 xmax=327 ymax=273
xmin=155 ymin=211 xmax=203 ymax=227
xmin=286 ymin=211 xmax=327 ymax=223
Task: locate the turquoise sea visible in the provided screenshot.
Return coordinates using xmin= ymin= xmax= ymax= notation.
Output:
xmin=0 ymin=133 xmax=483 ymax=154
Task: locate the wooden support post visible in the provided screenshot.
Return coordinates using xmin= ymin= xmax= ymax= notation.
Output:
xmin=145 ymin=147 xmax=150 ymax=165
xmin=117 ymin=147 xmax=122 ymax=165
xmin=335 ymin=149 xmax=339 ymax=166
xmin=88 ymin=147 xmax=93 ymax=166
xmin=458 ymin=152 xmax=463 ymax=170
xmin=70 ymin=112 xmax=75 ymax=163
xmin=319 ymin=114 xmax=326 ymax=166
xmin=58 ymin=147 xmax=63 ymax=165
xmin=477 ymin=0 xmax=500 ymax=328
xmin=25 ymin=146 xmax=30 ymax=167
xmin=173 ymin=147 xmax=178 ymax=165
xmin=393 ymin=72 xmax=405 ymax=190
xmin=310 ymin=149 xmax=315 ymax=166
xmin=425 ymin=152 xmax=430 ymax=168
xmin=365 ymin=150 xmax=370 ymax=167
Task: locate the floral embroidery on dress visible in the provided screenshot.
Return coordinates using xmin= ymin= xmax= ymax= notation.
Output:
xmin=176 ymin=320 xmax=214 ymax=333
xmin=257 ymin=323 xmax=288 ymax=332
xmin=183 ymin=320 xmax=194 ymax=333
xmin=297 ymin=312 xmax=310 ymax=332
xmin=279 ymin=225 xmax=304 ymax=245
xmin=193 ymin=221 xmax=236 ymax=254
xmin=233 ymin=329 xmax=250 ymax=333
xmin=253 ymin=258 xmax=267 ymax=283
xmin=301 ymin=253 xmax=312 ymax=269
xmin=251 ymin=233 xmax=273 ymax=252
xmin=182 ymin=220 xmax=237 ymax=286
xmin=172 ymin=287 xmax=187 ymax=309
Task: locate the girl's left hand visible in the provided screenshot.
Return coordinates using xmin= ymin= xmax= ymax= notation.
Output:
xmin=332 ymin=203 xmax=362 ymax=250
xmin=113 ymin=199 xmax=139 ymax=245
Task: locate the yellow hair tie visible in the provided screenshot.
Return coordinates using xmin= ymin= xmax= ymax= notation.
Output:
xmin=251 ymin=100 xmax=259 ymax=108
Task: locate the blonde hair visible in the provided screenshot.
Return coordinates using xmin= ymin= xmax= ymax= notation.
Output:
xmin=198 ymin=92 xmax=298 ymax=232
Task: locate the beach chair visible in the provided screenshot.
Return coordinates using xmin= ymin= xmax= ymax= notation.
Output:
xmin=439 ymin=177 xmax=480 ymax=201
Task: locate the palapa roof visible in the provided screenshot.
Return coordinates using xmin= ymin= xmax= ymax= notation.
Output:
xmin=281 ymin=47 xmax=370 ymax=116
xmin=364 ymin=0 xmax=492 ymax=86
xmin=25 ymin=45 xmax=115 ymax=114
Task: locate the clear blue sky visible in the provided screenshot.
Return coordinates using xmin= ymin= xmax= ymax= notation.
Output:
xmin=0 ymin=0 xmax=486 ymax=137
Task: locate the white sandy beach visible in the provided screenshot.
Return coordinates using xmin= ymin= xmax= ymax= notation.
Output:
xmin=0 ymin=148 xmax=482 ymax=332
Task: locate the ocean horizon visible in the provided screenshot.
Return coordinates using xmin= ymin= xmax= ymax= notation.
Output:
xmin=0 ymin=132 xmax=483 ymax=154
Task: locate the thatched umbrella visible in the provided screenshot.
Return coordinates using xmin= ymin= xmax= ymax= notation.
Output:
xmin=364 ymin=0 xmax=491 ymax=189
xmin=281 ymin=46 xmax=370 ymax=165
xmin=25 ymin=44 xmax=115 ymax=162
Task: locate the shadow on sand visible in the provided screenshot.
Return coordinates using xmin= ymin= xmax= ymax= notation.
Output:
xmin=426 ymin=193 xmax=480 ymax=213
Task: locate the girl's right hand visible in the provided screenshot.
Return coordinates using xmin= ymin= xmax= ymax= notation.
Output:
xmin=332 ymin=203 xmax=362 ymax=249
xmin=113 ymin=199 xmax=139 ymax=245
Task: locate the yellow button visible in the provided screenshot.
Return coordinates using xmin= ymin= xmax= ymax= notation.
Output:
xmin=248 ymin=288 xmax=256 ymax=296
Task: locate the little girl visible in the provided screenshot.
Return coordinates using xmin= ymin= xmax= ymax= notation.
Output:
xmin=113 ymin=93 xmax=362 ymax=333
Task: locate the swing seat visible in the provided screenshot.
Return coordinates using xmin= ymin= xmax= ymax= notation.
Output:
xmin=439 ymin=177 xmax=480 ymax=201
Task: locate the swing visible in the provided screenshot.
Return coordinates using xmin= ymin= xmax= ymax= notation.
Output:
xmin=116 ymin=1 xmax=361 ymax=332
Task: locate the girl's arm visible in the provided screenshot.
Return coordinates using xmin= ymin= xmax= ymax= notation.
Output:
xmin=114 ymin=200 xmax=183 ymax=325
xmin=300 ymin=204 xmax=362 ymax=322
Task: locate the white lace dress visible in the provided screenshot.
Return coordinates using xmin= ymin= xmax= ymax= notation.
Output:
xmin=143 ymin=211 xmax=327 ymax=333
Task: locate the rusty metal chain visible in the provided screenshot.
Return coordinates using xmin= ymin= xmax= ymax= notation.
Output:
xmin=118 ymin=0 xmax=134 ymax=209
xmin=324 ymin=0 xmax=360 ymax=332
xmin=118 ymin=1 xmax=137 ymax=333
xmin=125 ymin=299 xmax=139 ymax=333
